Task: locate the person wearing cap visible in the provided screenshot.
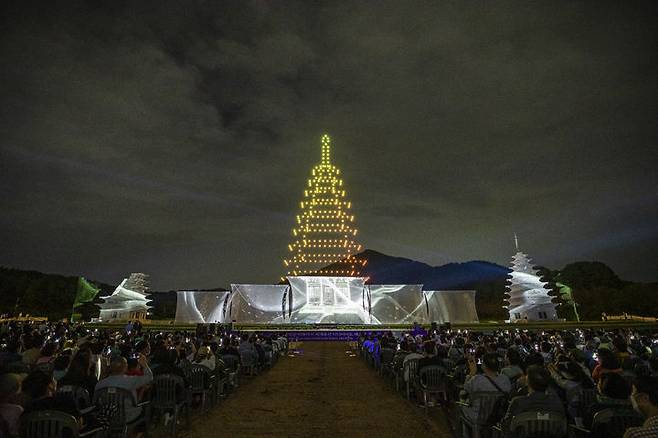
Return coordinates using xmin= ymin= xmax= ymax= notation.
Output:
xmin=0 ymin=373 xmax=23 ymax=436
xmin=624 ymin=376 xmax=658 ymax=438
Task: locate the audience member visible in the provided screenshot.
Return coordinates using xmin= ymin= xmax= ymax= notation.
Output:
xmin=0 ymin=373 xmax=23 ymax=436
xmin=584 ymin=372 xmax=632 ymax=428
xmin=624 ymin=376 xmax=658 ymax=438
xmin=460 ymin=353 xmax=511 ymax=422
xmin=499 ymin=365 xmax=564 ymax=430
xmin=95 ymin=354 xmax=153 ymax=422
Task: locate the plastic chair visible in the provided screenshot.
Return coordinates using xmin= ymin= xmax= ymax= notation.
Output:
xmin=575 ymin=388 xmax=598 ymax=419
xmin=458 ymin=391 xmax=508 ymax=438
xmin=93 ymin=386 xmax=149 ymax=438
xmin=570 ymin=407 xmax=643 ymax=438
xmin=213 ymin=361 xmax=228 ymax=399
xmin=34 ymin=362 xmax=55 ymax=375
xmin=220 ymin=354 xmax=240 ymax=388
xmin=187 ymin=364 xmax=215 ymax=412
xmin=151 ymin=374 xmax=189 ymax=438
xmin=177 ymin=359 xmax=192 ymax=382
xmin=492 ymin=411 xmax=567 ymax=438
xmin=379 ymin=348 xmax=395 ymax=377
xmin=271 ymin=343 xmax=280 ymax=364
xmin=239 ymin=351 xmax=258 ymax=377
xmin=20 ymin=410 xmax=103 ymax=438
xmin=417 ymin=365 xmax=448 ymax=410
xmin=56 ymin=385 xmax=93 ymax=415
xmin=403 ymin=359 xmax=420 ymax=400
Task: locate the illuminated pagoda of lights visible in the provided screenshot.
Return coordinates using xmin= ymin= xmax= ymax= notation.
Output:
xmin=504 ymin=235 xmax=557 ymax=322
xmin=173 ymin=134 xmax=480 ymax=325
xmin=283 ymin=134 xmax=366 ymax=278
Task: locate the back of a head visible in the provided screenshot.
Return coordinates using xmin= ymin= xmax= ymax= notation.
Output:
xmin=89 ymin=340 xmax=104 ymax=355
xmin=0 ymin=373 xmax=20 ymax=402
xmin=526 ymin=365 xmax=550 ymax=392
xmin=196 ymin=346 xmax=211 ymax=361
xmin=68 ymin=350 xmax=91 ymax=376
xmin=634 ymin=375 xmax=658 ymax=406
xmin=32 ymin=333 xmax=45 ymax=349
xmin=563 ymin=334 xmax=577 ymax=350
xmin=483 ymin=353 xmax=500 ymax=373
xmin=598 ymin=348 xmax=620 ymax=370
xmin=109 ymin=356 xmax=128 ymax=375
xmin=506 ymin=348 xmax=521 ymax=366
xmin=135 ymin=340 xmax=150 ymax=354
xmin=599 ymin=372 xmax=631 ymax=399
xmin=126 ymin=357 xmax=139 ymax=370
xmin=40 ymin=342 xmax=58 ymax=357
xmin=423 ymin=342 xmax=436 ymax=356
xmin=53 ymin=354 xmax=71 ymax=371
xmin=612 ymin=335 xmax=628 ymax=353
xmin=523 ymin=352 xmax=545 ymax=371
xmin=5 ymin=341 xmax=19 ymax=354
xmin=21 ymin=371 xmax=52 ymax=399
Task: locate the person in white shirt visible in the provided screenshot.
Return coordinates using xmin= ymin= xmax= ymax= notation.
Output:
xmin=193 ymin=346 xmax=216 ymax=371
xmin=95 ymin=354 xmax=152 ymax=422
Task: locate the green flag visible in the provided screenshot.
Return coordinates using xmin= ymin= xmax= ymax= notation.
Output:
xmin=73 ymin=277 xmax=100 ymax=309
xmin=556 ymin=282 xmax=580 ymax=322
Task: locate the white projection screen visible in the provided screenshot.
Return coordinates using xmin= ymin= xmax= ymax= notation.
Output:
xmin=175 ymin=291 xmax=231 ymax=324
xmin=229 ymin=284 xmax=291 ymax=324
xmin=425 ymin=290 xmax=479 ymax=324
xmin=174 ymin=279 xmax=479 ymax=325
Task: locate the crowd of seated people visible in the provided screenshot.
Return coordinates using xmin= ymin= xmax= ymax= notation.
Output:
xmin=0 ymin=320 xmax=287 ymax=437
xmin=360 ymin=325 xmax=658 ymax=438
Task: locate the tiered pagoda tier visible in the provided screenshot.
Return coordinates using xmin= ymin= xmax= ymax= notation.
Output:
xmin=505 ymin=239 xmax=557 ymax=322
xmin=283 ymin=134 xmax=365 ymax=278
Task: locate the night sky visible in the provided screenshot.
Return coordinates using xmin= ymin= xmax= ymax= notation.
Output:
xmin=1 ymin=1 xmax=657 ymax=290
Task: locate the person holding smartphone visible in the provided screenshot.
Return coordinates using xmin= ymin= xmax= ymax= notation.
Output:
xmin=460 ymin=353 xmax=512 ymax=423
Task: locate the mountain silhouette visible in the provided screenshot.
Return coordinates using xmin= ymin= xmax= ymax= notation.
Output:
xmin=327 ymin=249 xmax=511 ymax=289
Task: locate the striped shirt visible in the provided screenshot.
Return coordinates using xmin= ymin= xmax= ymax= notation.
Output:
xmin=624 ymin=415 xmax=658 ymax=438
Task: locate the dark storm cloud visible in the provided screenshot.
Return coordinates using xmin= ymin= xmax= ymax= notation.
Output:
xmin=1 ymin=1 xmax=657 ymax=288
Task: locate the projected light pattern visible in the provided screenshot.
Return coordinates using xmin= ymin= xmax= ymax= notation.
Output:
xmin=175 ymin=291 xmax=231 ymax=323
xmin=505 ymin=243 xmax=557 ymax=322
xmin=288 ymin=276 xmax=370 ymax=323
xmin=174 ymin=277 xmax=479 ymax=324
xmin=424 ymin=290 xmax=480 ymax=324
xmin=283 ymin=134 xmax=365 ymax=278
xmin=99 ymin=273 xmax=151 ymax=322
xmin=229 ymin=284 xmax=291 ymax=322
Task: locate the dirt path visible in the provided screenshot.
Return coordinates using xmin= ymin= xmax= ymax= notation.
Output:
xmin=177 ymin=342 xmax=454 ymax=438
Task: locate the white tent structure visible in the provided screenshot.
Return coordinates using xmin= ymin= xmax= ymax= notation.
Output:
xmin=99 ymin=273 xmax=151 ymax=322
xmin=174 ymin=277 xmax=479 ymax=325
xmin=505 ymin=237 xmax=557 ymax=322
